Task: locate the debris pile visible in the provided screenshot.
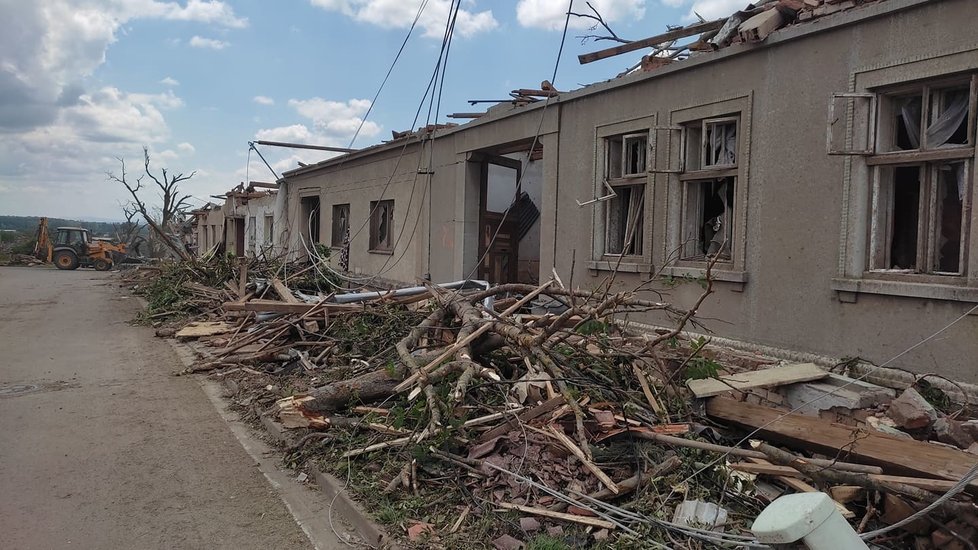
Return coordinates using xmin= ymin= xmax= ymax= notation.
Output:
xmin=142 ymin=257 xmax=978 ymax=548
xmin=2 ymin=254 xmax=45 ymax=267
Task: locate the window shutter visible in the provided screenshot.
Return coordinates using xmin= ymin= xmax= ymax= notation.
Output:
xmin=827 ymin=92 xmax=876 ymax=155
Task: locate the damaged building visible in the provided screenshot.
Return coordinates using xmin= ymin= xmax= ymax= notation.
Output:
xmin=268 ymin=0 xmax=976 ymax=381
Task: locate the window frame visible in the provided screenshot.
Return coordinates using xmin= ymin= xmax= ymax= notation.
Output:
xmin=864 ymin=76 xmax=976 ymax=281
xmin=663 ymin=95 xmax=752 ymax=283
xmin=833 ymin=54 xmax=978 ymax=302
xmin=603 ymin=132 xmax=649 ymax=260
xmin=368 ymin=199 xmax=394 ymax=254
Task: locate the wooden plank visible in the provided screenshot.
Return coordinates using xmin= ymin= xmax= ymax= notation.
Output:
xmin=222 ymin=300 xmax=362 ymax=314
xmin=495 ymin=502 xmax=616 ymax=530
xmin=707 ymin=397 xmax=978 ymax=484
xmin=687 ymin=363 xmax=828 ymax=398
xmin=731 ymin=462 xmax=969 ymax=493
xmin=578 ymin=19 xmax=724 ymax=64
xmin=270 ymin=277 xmax=299 ymax=303
xmin=477 ymin=396 xmax=565 ymax=443
xmin=742 ymin=458 xmax=855 ymax=519
xmin=175 ymin=321 xmax=235 ymax=338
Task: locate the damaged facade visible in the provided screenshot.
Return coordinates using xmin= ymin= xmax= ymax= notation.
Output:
xmin=192 ymin=183 xmax=281 ymax=258
xmin=266 ymin=0 xmax=976 ymax=381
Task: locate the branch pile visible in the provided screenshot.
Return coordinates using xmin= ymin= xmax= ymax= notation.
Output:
xmin=141 ymin=260 xmax=978 ymax=549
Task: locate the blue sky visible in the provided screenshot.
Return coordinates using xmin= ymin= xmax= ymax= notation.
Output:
xmin=0 ymin=0 xmax=743 ymax=220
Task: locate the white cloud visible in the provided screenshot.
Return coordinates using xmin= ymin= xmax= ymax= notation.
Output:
xmin=309 ymin=0 xmax=497 ymax=39
xmin=517 ymin=0 xmax=645 ymax=30
xmin=160 ymin=76 xmax=180 ymax=86
xmin=0 ymin=0 xmax=245 ymax=218
xmin=253 ymin=95 xmax=275 ymax=106
xmin=661 ymin=0 xmax=747 ymax=21
xmin=286 ymin=97 xmax=381 ymax=138
xmin=177 ymin=142 xmax=195 ymax=154
xmin=250 ymin=97 xmax=382 ymax=174
xmin=189 ymin=35 xmax=229 ymax=49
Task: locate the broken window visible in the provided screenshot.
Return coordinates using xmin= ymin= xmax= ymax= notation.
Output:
xmin=369 ymin=199 xmax=394 ymax=252
xmin=331 ymin=203 xmax=350 ymax=247
xmin=605 ymin=184 xmax=644 ymax=256
xmin=678 ymin=115 xmax=740 ymax=262
xmin=867 ymin=76 xmax=975 ymax=277
xmin=880 ymin=80 xmax=974 ymax=152
xmin=871 ymin=161 xmax=969 ymax=275
xmin=264 ymin=215 xmax=274 ymax=245
xmin=603 ymin=132 xmax=648 ymax=256
xmin=703 ymin=118 xmax=737 ymax=167
xmin=682 ymin=178 xmax=736 ymax=261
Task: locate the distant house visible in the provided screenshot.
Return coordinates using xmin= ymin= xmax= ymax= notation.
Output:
xmin=192 ymin=182 xmax=281 ymax=258
xmin=275 ymin=0 xmax=978 ymax=381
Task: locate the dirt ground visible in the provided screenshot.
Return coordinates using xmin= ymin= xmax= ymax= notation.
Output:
xmin=0 ymin=267 xmax=315 ymax=549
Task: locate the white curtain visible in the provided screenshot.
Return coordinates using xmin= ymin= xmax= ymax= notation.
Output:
xmin=900 ymin=91 xmax=969 ymax=149
xmin=710 ymin=124 xmax=737 ymax=165
xmin=927 ymin=90 xmax=969 ymax=147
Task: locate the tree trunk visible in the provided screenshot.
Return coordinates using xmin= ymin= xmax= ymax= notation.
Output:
xmin=297 ymin=366 xmax=408 ymax=415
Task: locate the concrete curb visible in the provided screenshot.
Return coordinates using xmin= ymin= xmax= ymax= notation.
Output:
xmin=260 ymin=414 xmax=394 ymax=549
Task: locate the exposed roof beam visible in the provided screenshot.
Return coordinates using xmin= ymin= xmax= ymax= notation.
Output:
xmin=578 ymin=19 xmax=724 ymax=64
xmin=252 ymin=140 xmax=357 ymax=153
xmin=248 ymin=181 xmax=280 ymax=189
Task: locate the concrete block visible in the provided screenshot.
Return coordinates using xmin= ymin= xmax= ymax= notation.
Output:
xmin=781 ymin=373 xmax=894 ymax=416
xmin=673 ymin=500 xmax=728 ymax=531
xmin=738 ymin=9 xmax=786 ymax=42
xmin=934 ymin=417 xmax=973 ymax=449
xmin=961 ymin=419 xmax=978 ymax=440
xmin=886 ymin=388 xmax=938 ymax=430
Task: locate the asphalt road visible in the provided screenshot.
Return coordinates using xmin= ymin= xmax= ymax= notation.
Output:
xmin=0 ymin=267 xmax=315 ymax=549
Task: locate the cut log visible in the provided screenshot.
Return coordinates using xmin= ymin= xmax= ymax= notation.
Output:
xmin=687 ymin=363 xmax=828 ymax=398
xmin=277 ymin=396 xmax=330 ymax=429
xmin=291 ymin=366 xmax=407 ymax=415
xmin=707 ymin=397 xmax=978 ymax=484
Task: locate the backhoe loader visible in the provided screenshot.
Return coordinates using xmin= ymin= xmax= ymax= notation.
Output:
xmin=33 ymin=218 xmax=128 ymax=271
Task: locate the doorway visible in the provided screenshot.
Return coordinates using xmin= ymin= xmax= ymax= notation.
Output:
xmin=476 ymin=148 xmax=542 ymax=285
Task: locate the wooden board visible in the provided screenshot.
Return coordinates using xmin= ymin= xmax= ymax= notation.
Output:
xmin=222 ymin=300 xmax=361 ymax=314
xmin=742 ymin=458 xmax=854 ymax=518
xmin=731 ymin=462 xmax=970 ymax=493
xmin=707 ymin=397 xmax=978 ymax=484
xmin=270 ymin=277 xmax=300 ymax=303
xmin=687 ymin=363 xmax=828 ymax=398
xmin=175 ymin=321 xmax=235 ymax=338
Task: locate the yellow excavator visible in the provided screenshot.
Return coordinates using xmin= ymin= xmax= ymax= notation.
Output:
xmin=33 ymin=218 xmax=128 ymax=271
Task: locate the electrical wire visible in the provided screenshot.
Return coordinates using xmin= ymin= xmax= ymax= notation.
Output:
xmin=344 ymin=0 xmax=429 ymax=151
xmin=446 ymin=0 xmax=574 ymax=299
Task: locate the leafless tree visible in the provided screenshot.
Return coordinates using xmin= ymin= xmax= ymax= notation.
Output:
xmin=114 ymin=203 xmax=144 ymax=245
xmin=571 ymin=2 xmax=630 ymax=44
xmin=107 ymin=147 xmax=193 ymax=261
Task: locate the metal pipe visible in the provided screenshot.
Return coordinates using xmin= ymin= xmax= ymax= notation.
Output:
xmin=253 ymin=140 xmax=357 ymax=153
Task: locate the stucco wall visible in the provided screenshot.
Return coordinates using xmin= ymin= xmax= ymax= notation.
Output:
xmin=281 ymin=0 xmax=978 ymax=381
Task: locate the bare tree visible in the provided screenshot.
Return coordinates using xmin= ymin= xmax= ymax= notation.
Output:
xmin=571 ymin=2 xmax=630 ymax=44
xmin=107 ymin=147 xmax=193 ymax=261
xmin=114 ymin=203 xmax=144 ymax=244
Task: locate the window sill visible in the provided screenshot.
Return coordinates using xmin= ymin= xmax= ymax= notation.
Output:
xmin=587 ymin=260 xmax=653 ymax=274
xmin=831 ymin=277 xmax=978 ymax=303
xmin=660 ymin=265 xmax=748 ymax=291
xmin=368 ymin=249 xmax=394 ymax=256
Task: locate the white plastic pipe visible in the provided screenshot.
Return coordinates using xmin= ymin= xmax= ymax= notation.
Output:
xmin=751 ymin=492 xmax=868 ymax=549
